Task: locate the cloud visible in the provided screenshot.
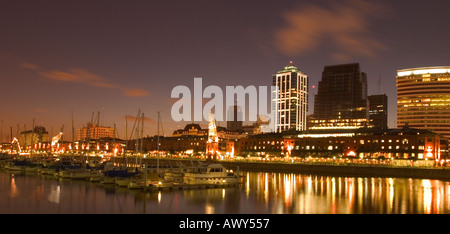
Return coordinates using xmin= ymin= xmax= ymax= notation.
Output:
xmin=19 ymin=63 xmax=41 ymax=71
xmin=124 ymin=115 xmax=156 ymax=124
xmin=274 ymin=0 xmax=388 ymax=61
xmin=22 ymin=63 xmax=150 ymax=97
xmin=123 ymin=88 xmax=150 ymax=97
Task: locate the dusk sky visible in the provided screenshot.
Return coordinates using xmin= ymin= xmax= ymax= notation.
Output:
xmin=1 ymin=0 xmax=450 ymax=141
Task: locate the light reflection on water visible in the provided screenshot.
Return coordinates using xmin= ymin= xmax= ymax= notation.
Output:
xmin=0 ymin=170 xmax=449 ymax=214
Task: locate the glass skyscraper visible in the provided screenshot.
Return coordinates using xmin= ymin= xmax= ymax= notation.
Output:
xmin=310 ymin=63 xmax=368 ymax=130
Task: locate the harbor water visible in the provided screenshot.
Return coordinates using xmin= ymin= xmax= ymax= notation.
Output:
xmin=1 ymin=170 xmax=449 ymax=214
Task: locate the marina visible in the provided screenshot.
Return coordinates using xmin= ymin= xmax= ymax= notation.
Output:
xmin=0 ymin=156 xmax=242 ymax=194
xmin=1 ymin=163 xmax=449 ymax=214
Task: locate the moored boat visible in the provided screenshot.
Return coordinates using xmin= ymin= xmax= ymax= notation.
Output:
xmin=183 ymin=164 xmax=239 ymax=185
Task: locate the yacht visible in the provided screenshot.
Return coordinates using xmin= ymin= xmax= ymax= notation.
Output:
xmin=183 ymin=164 xmax=239 ymax=185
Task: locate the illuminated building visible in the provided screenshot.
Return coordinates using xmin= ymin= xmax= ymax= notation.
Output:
xmin=310 ymin=63 xmax=368 ymax=130
xmin=19 ymin=126 xmax=49 ymax=148
xmin=77 ymin=123 xmax=114 ymax=140
xmin=272 ymin=61 xmax=308 ymax=132
xmin=284 ymin=127 xmax=446 ymax=161
xmin=239 ymin=127 xmax=447 ymax=162
xmin=368 ymin=94 xmax=388 ymax=129
xmin=397 ymin=66 xmax=450 ymax=140
xmin=172 ymin=123 xmax=208 ymax=137
xmin=238 ymin=133 xmax=285 ymax=157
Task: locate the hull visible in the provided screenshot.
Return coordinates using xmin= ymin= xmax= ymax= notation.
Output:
xmin=184 ymin=174 xmax=238 ymax=185
xmin=116 ymin=178 xmax=131 ymax=187
xmin=100 ymin=177 xmax=116 ymax=184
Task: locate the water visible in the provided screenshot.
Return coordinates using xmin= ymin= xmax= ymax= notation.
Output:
xmin=1 ymin=170 xmax=449 ymax=214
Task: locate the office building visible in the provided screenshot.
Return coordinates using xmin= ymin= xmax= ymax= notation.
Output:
xmin=397 ymin=67 xmax=450 ymax=139
xmin=272 ymin=61 xmax=308 ymax=132
xmin=77 ymin=123 xmax=114 ymax=141
xmin=368 ymin=94 xmax=388 ymax=129
xmin=310 ymin=63 xmax=368 ymax=130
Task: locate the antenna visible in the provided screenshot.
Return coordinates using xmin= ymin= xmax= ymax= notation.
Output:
xmin=378 ymin=72 xmax=381 ymax=94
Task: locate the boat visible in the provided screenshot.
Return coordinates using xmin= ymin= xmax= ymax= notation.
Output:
xmin=127 ymin=171 xmax=162 ymax=189
xmin=183 ymin=164 xmax=239 ymax=185
xmin=164 ymin=168 xmax=185 ymax=183
xmin=7 ymin=160 xmax=28 ymax=172
xmin=100 ymin=176 xmax=116 ymax=184
xmin=90 ymin=174 xmax=103 ymax=182
xmin=58 ymin=163 xmax=101 ymax=180
xmin=116 ymin=178 xmax=132 ymax=187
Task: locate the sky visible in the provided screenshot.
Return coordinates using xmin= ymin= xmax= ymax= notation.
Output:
xmin=1 ymin=0 xmax=450 ymax=141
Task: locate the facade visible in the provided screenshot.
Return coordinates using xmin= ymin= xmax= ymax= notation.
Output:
xmin=284 ymin=127 xmax=446 ymax=162
xmin=238 ymin=127 xmax=447 ymax=162
xmin=19 ymin=126 xmax=49 ymax=148
xmin=272 ymin=61 xmax=308 ymax=132
xmin=397 ymin=67 xmax=450 ymax=140
xmin=238 ymin=133 xmax=285 ymax=157
xmin=77 ymin=123 xmax=114 ymax=141
xmin=141 ymin=135 xmax=208 ymax=155
xmin=368 ymin=94 xmax=388 ymax=129
xmin=310 ymin=63 xmax=368 ymax=130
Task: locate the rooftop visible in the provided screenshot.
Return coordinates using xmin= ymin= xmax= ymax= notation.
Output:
xmin=276 ymin=61 xmax=303 ymax=74
xmin=397 ymin=66 xmax=450 ymax=77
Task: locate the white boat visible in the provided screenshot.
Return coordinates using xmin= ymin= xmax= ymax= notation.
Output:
xmin=164 ymin=169 xmax=184 ymax=183
xmin=183 ymin=164 xmax=239 ymax=185
xmin=128 ymin=172 xmax=161 ymax=189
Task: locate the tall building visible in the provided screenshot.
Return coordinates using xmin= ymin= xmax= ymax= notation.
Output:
xmin=397 ymin=66 xmax=450 ymax=139
xmin=368 ymin=94 xmax=388 ymax=129
xmin=310 ymin=63 xmax=368 ymax=130
xmin=226 ymin=104 xmax=243 ymax=131
xmin=272 ymin=61 xmax=308 ymax=132
xmin=77 ymin=123 xmax=114 ymax=141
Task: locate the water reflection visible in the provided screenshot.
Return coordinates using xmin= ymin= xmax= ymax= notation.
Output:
xmin=0 ymin=171 xmax=449 ymax=214
xmin=245 ymin=172 xmax=450 ymax=214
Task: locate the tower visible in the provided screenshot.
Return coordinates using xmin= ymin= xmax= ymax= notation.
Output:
xmin=310 ymin=63 xmax=368 ymax=130
xmin=272 ymin=61 xmax=308 ymax=132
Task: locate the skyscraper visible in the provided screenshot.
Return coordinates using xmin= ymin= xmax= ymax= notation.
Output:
xmin=397 ymin=66 xmax=450 ymax=139
xmin=272 ymin=61 xmax=308 ymax=132
xmin=368 ymin=94 xmax=388 ymax=129
xmin=310 ymin=63 xmax=368 ymax=130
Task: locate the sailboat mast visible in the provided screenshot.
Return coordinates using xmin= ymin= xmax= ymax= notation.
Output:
xmin=124 ymin=115 xmax=128 ymax=167
xmin=157 ymin=111 xmax=160 ymax=173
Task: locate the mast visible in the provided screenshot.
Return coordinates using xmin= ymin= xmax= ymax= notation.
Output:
xmin=140 ymin=112 xmax=144 ymax=168
xmin=72 ymin=110 xmax=75 ymax=157
xmin=125 ymin=115 xmax=128 ymax=167
xmin=113 ymin=123 xmax=116 ymax=163
xmin=157 ymin=111 xmax=160 ymax=173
